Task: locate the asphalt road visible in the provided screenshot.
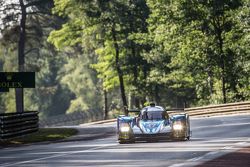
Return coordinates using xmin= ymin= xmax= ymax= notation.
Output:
xmin=0 ymin=114 xmax=250 ymax=167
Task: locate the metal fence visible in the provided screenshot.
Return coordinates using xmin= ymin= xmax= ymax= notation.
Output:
xmin=28 ymin=101 xmax=250 ymax=129
xmin=39 ymin=109 xmax=103 ymax=127
xmin=185 ymin=101 xmax=250 ymax=116
xmin=167 ymin=101 xmax=250 ymax=116
xmin=0 ymin=111 xmax=39 ymax=139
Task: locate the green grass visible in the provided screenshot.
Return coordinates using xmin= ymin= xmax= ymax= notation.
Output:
xmin=0 ymin=128 xmax=78 ymax=147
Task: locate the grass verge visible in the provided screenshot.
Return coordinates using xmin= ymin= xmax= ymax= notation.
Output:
xmin=0 ymin=128 xmax=78 ymax=148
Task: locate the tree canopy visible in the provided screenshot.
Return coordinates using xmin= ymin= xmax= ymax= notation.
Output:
xmin=0 ymin=0 xmax=249 ymax=117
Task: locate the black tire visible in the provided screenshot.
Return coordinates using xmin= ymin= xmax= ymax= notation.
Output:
xmin=119 ymin=139 xmax=135 ymax=144
xmin=172 ymin=136 xmax=186 ymax=141
xmin=119 ymin=140 xmax=126 ymax=144
xmin=130 ymin=139 xmax=135 ymax=143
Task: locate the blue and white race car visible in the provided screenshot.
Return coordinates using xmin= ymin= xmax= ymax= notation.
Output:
xmin=117 ymin=103 xmax=191 ymax=144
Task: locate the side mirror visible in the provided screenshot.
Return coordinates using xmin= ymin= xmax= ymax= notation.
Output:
xmin=132 ymin=117 xmax=136 ymax=125
xmin=164 ymin=119 xmax=170 ymax=125
xmin=132 ymin=117 xmax=139 ymax=127
xmin=135 ymin=117 xmax=140 ymax=126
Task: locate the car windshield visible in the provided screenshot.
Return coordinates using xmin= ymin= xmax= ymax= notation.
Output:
xmin=141 ymin=111 xmax=166 ymax=120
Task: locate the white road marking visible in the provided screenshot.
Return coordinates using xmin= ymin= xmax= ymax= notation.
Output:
xmin=236 ymin=142 xmax=247 ymax=145
xmin=188 ymin=156 xmax=204 ymax=162
xmin=223 ymin=146 xmax=233 ymax=150
xmin=168 ymin=163 xmax=186 ymax=167
xmin=0 ymin=143 xmax=117 ymax=167
xmin=206 ymin=151 xmax=219 ymax=155
xmin=96 ymin=138 xmax=108 ymax=141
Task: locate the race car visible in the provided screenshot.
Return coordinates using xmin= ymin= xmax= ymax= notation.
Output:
xmin=117 ymin=103 xmax=191 ymax=144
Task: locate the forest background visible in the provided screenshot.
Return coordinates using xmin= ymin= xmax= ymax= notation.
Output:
xmin=0 ymin=0 xmax=249 ymax=120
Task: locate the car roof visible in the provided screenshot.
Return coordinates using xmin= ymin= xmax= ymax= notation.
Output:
xmin=141 ymin=106 xmax=165 ymax=113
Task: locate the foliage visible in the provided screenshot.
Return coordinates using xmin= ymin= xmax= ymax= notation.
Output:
xmin=59 ymin=55 xmax=102 ymax=113
xmin=0 ymin=0 xmax=74 ymax=117
xmin=140 ymin=0 xmax=250 ymax=106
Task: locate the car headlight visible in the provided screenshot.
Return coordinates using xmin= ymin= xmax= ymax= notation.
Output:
xmin=173 ymin=124 xmax=183 ymax=130
xmin=120 ymin=126 xmax=130 ymax=132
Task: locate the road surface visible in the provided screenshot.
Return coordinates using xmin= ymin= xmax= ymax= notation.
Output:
xmin=0 ymin=114 xmax=250 ymax=167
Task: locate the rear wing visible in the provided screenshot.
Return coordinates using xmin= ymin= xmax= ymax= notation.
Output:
xmin=128 ymin=109 xmax=140 ymax=113
xmin=128 ymin=108 xmax=185 ymax=113
xmin=117 ymin=108 xmax=141 ymax=119
xmin=166 ymin=108 xmax=185 ymax=115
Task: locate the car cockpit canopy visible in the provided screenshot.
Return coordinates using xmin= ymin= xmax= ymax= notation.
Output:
xmin=140 ymin=105 xmax=168 ymax=120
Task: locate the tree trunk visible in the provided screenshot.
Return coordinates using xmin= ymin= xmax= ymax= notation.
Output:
xmin=111 ymin=25 xmax=128 ymax=115
xmin=154 ymin=85 xmax=160 ymax=104
xmin=213 ymin=16 xmax=227 ymax=104
xmin=217 ymin=30 xmax=227 ymax=104
xmin=103 ymin=89 xmax=108 ymax=120
xmin=16 ymin=0 xmax=26 ymax=113
xmin=135 ymin=97 xmax=140 ymax=108
xmin=207 ymin=69 xmax=214 ymax=97
xmin=221 ymin=68 xmax=226 ymax=103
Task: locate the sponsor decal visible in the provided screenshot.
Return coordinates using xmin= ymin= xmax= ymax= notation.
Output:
xmin=0 ymin=72 xmax=35 ymax=91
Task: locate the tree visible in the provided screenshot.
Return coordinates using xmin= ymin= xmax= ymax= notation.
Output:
xmin=0 ymin=0 xmax=54 ymax=112
xmin=176 ymin=0 xmax=247 ymax=103
xmin=49 ymin=0 xmax=150 ymax=115
xmin=0 ymin=0 xmax=75 ymax=118
xmin=141 ymin=0 xmax=249 ymax=106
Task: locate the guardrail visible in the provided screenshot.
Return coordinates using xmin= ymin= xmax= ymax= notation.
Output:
xmin=82 ymin=101 xmax=250 ymax=125
xmin=0 ymin=111 xmax=39 ymax=139
xmin=167 ymin=101 xmax=250 ymax=116
xmin=39 ymin=109 xmax=103 ymax=127
xmin=35 ymin=101 xmax=250 ymax=128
